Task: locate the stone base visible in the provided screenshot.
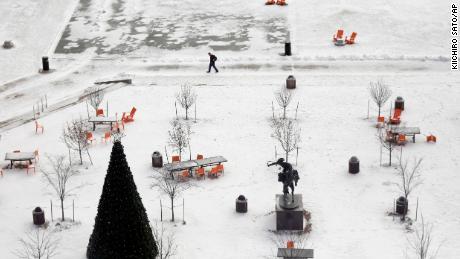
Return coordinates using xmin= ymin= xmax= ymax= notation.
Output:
xmin=276 ymin=194 xmax=303 ymax=231
xmin=38 ymin=68 xmax=56 ymax=74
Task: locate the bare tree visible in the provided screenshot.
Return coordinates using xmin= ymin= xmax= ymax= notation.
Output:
xmin=86 ymin=86 xmax=105 ymax=113
xmin=369 ymin=80 xmax=392 ymax=118
xmin=151 ymin=221 xmax=177 ymax=259
xmin=275 ymin=87 xmax=292 ymax=120
xmin=395 ymin=157 xmax=423 ymax=219
xmin=15 ymin=228 xmax=59 ymax=259
xmin=408 ymin=216 xmax=442 ymax=259
xmin=271 ymin=117 xmax=301 ymax=163
xmin=42 ymin=155 xmax=79 ymax=221
xmin=61 ymin=119 xmax=92 ymax=165
xmin=168 ymin=119 xmax=190 ymax=159
xmin=378 ymin=127 xmax=397 ymax=166
xmin=152 ymin=170 xmax=191 ymax=222
xmin=176 ymin=84 xmax=197 ymax=120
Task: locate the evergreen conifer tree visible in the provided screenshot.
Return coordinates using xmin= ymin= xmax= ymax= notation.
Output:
xmin=87 ymin=141 xmax=158 ymax=259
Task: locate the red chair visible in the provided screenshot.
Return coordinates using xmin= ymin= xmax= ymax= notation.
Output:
xmin=101 ymin=131 xmax=111 ymax=143
xmin=390 ymin=108 xmax=402 ymax=125
xmin=122 ymin=107 xmax=137 ymax=123
xmin=345 ymin=32 xmax=357 ymax=44
xmin=216 ymin=164 xmax=224 ymax=175
xmin=265 ymin=0 xmax=275 ymax=4
xmin=287 ymin=240 xmax=294 ymax=248
xmin=333 ymin=29 xmax=344 ymax=42
xmin=195 ymin=167 xmax=205 ymax=179
xmin=86 ymin=132 xmax=96 ymax=144
xmin=426 ymin=135 xmax=437 ymax=143
xmin=377 ymin=116 xmax=385 ymax=123
xmin=276 ymin=0 xmax=286 ymax=5
xmin=196 ymin=154 xmax=204 ymax=160
xmin=35 ymin=121 xmax=44 ymax=134
xmin=96 ymin=109 xmax=104 ymax=117
xmin=172 ymin=155 xmax=181 ymax=163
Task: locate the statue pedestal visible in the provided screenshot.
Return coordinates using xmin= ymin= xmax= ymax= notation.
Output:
xmin=276 ymin=194 xmax=304 ymax=231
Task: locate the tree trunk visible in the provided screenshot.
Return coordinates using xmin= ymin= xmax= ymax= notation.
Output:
xmin=389 ymin=146 xmax=392 ymax=166
xmin=283 ymin=107 xmax=286 ymax=119
xmin=285 ymin=151 xmax=289 ymax=162
xmin=78 ymin=147 xmax=83 ymax=165
xmin=61 ymin=199 xmax=65 ymax=221
xmin=185 ymin=107 xmax=189 ymax=120
xmin=170 ymin=197 xmax=175 ymax=222
xmin=378 ymin=105 xmax=381 ymax=117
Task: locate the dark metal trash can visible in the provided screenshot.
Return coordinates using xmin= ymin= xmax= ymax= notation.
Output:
xmin=33 ymin=207 xmax=45 ymax=225
xmin=284 ymin=42 xmax=291 ymax=56
xmin=152 ymin=151 xmax=163 ymax=168
xmin=395 ymin=96 xmax=404 ymax=110
xmin=286 ymin=75 xmax=296 ymax=89
xmin=396 ymin=196 xmax=408 ymax=215
xmin=348 ymin=156 xmax=359 ymax=174
xmin=236 ymin=195 xmax=247 ymax=213
xmin=42 ymin=56 xmax=49 ymax=71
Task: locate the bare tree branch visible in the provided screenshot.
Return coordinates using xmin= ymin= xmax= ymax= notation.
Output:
xmin=61 ymin=119 xmax=92 ymax=165
xmin=408 ymin=215 xmax=442 ymax=259
xmin=151 ymin=221 xmax=177 ymax=259
xmin=41 ymin=155 xmax=79 ymax=221
xmin=168 ymin=119 xmax=190 ymax=159
xmin=14 ymin=228 xmax=59 ymax=259
xmin=275 ymin=87 xmax=292 ymax=120
xmin=176 ymin=84 xmax=197 ymax=120
xmin=151 ymin=170 xmax=192 ymax=222
xmin=377 ymin=127 xmax=397 ymax=166
xmin=86 ymin=86 xmax=105 ymax=112
xmin=369 ymin=80 xmax=392 ymax=117
xmin=271 ymin=117 xmax=301 ymax=163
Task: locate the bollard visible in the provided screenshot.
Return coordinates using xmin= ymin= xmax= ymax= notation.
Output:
xmin=284 ymin=42 xmax=291 ymax=56
xmin=42 ymin=57 xmax=49 ymax=71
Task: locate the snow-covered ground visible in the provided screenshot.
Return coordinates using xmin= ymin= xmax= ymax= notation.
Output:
xmin=0 ymin=0 xmax=458 ymax=258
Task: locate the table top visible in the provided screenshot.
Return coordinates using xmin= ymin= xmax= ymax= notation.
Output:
xmin=390 ymin=127 xmax=421 ymax=134
xmin=5 ymin=152 xmax=35 ymax=161
xmin=88 ymin=116 xmax=117 ymax=122
xmin=163 ymin=156 xmax=227 ymax=172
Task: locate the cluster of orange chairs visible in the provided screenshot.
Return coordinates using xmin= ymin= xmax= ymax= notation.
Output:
xmin=175 ymin=154 xmax=225 ymax=181
xmin=333 ymin=29 xmax=357 ymax=45
xmin=265 ymin=0 xmax=286 ymax=6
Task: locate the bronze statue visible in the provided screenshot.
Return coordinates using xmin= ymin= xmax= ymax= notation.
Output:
xmin=267 ymin=158 xmax=299 ymax=202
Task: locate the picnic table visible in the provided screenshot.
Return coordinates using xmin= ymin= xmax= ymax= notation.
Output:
xmin=390 ymin=127 xmax=421 ymax=143
xmin=88 ymin=116 xmax=117 ymax=131
xmin=5 ymin=152 xmax=35 ymax=169
xmin=277 ymin=248 xmax=314 ymax=258
xmin=163 ymin=156 xmax=227 ymax=172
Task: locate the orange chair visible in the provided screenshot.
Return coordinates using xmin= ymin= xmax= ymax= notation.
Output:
xmin=390 ymin=108 xmax=402 ymax=124
xmin=196 ymin=154 xmax=204 ymax=160
xmin=86 ymin=132 xmax=96 ymax=144
xmin=101 ymin=131 xmax=111 ymax=143
xmin=209 ymin=166 xmax=219 ymax=178
xmin=122 ymin=107 xmax=137 ymax=123
xmin=287 ymin=240 xmax=294 ymax=248
xmin=377 ymin=116 xmax=385 ymax=123
xmin=265 ymin=0 xmax=275 ymax=5
xmin=426 ymin=135 xmax=437 ymax=142
xmin=333 ymin=29 xmax=344 ymax=42
xmin=216 ymin=164 xmax=224 ymax=175
xmin=26 ymin=161 xmax=35 ymax=174
xmin=179 ymin=170 xmax=190 ymax=181
xmin=172 ymin=155 xmax=181 ymax=163
xmin=276 ymin=0 xmax=286 ymax=5
xmin=195 ymin=167 xmax=205 ymax=179
xmin=35 ymin=121 xmax=44 ymax=134
xmin=96 ymin=109 xmax=104 ymax=117
xmin=345 ymin=32 xmax=357 ymax=44
xmin=397 ymin=134 xmax=406 ymax=145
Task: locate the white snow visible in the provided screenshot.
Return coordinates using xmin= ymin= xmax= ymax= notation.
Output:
xmin=0 ymin=0 xmax=458 ymax=258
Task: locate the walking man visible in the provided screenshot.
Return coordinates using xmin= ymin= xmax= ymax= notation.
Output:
xmin=207 ymin=52 xmax=219 ymax=73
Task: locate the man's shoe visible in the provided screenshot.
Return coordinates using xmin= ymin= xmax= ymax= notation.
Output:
xmin=206 ymin=71 xmax=210 ymax=73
